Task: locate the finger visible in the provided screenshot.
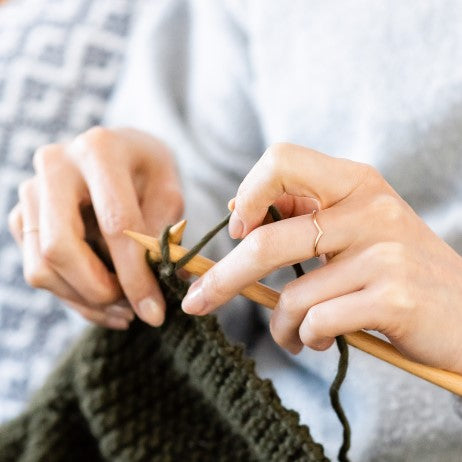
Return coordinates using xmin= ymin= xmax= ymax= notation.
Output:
xmin=19 ymin=178 xmax=134 ymax=322
xmin=20 ymin=186 xmax=135 ymax=321
xmin=19 ymin=179 xmax=82 ymax=300
xmin=229 ymin=194 xmax=318 ymax=222
xmin=229 ymin=194 xmax=318 ymax=240
xmin=8 ymin=203 xmax=23 ymax=247
xmin=182 ymin=208 xmax=356 ymax=315
xmin=104 ymin=300 xmax=136 ymax=322
xmin=230 ymin=143 xmax=369 ymax=238
xmin=90 ymin=176 xmax=166 ymax=326
xmin=270 ymin=194 xmax=320 ymax=220
xmin=177 ymin=268 xmax=191 ymax=280
xmin=269 ymin=254 xmax=369 ymax=353
xmin=298 ymin=289 xmax=379 ymax=350
xmin=34 ymin=145 xmax=123 ymax=305
xmin=65 ymin=300 xmax=131 ymax=330
xmin=71 ymin=134 xmax=166 ymax=326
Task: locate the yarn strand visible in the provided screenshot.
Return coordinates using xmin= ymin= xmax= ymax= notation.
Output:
xmin=174 ymin=212 xmax=232 ymax=270
xmin=330 ymin=336 xmax=351 ymax=462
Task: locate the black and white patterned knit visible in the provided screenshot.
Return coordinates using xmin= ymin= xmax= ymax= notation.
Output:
xmin=0 ymin=0 xmax=137 ymax=422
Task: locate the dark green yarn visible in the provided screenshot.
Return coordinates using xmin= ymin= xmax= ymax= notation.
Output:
xmin=0 ymin=289 xmax=328 ymax=461
xmin=154 ymin=211 xmax=232 ymax=299
xmin=267 ymin=205 xmax=306 ymax=278
xmin=330 ymin=336 xmax=351 ymax=462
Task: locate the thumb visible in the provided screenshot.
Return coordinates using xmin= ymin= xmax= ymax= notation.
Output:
xmin=230 ymin=143 xmax=365 ymax=238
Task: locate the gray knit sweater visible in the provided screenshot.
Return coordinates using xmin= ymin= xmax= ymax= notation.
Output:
xmin=105 ymin=1 xmax=462 ymax=460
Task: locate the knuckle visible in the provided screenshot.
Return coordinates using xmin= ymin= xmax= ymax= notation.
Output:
xmin=376 ymin=279 xmax=416 ymax=319
xmin=298 ymin=325 xmax=311 ymax=346
xmin=366 ymin=241 xmax=408 ymax=269
xmin=86 ymin=284 xmax=119 ymax=306
xmin=69 ymin=304 xmax=103 ymax=325
xmin=23 ymin=262 xmax=51 ymax=289
xmin=41 ymin=237 xmax=66 ymax=266
xmin=98 ymin=207 xmax=136 ymax=237
xmin=32 ymin=144 xmax=62 ymax=172
xmin=361 ymin=163 xmax=383 ymax=184
xmin=265 ymin=142 xmax=291 ymax=157
xmin=7 ymin=206 xmax=20 ymax=234
xmin=72 ymin=126 xmax=117 ymax=162
xmin=18 ymin=178 xmax=36 ymax=202
xmin=299 ymin=308 xmax=325 ymax=347
xmin=305 ymin=308 xmax=324 ymax=338
xmin=269 ymin=315 xmax=287 ymax=348
xmin=203 ymin=270 xmax=229 ymax=301
xmin=368 ymin=193 xmax=405 ymax=224
xmin=262 ymin=142 xmax=290 ymax=172
xmin=276 ymin=283 xmax=298 ymax=316
xmin=245 ymin=226 xmax=275 ymax=261
xmin=80 ymin=310 xmax=99 ymax=324
xmin=82 ymin=313 xmax=95 ymax=323
xmin=276 ymin=289 xmax=291 ymax=313
xmin=82 ymin=126 xmax=115 ymax=148
xmin=390 ymin=283 xmax=415 ymax=312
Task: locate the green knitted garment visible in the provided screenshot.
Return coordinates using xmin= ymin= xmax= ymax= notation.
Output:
xmin=0 ymin=296 xmax=328 ymax=461
xmin=0 ymin=216 xmax=350 ymax=461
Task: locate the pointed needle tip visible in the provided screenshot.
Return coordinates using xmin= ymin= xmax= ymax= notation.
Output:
xmin=169 ymin=219 xmax=187 ymax=244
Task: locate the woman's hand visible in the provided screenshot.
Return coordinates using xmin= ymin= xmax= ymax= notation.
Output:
xmin=181 ymin=143 xmax=462 ymax=373
xmin=8 ymin=127 xmax=183 ymax=329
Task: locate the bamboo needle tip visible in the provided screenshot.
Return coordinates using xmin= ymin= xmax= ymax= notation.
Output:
xmin=169 ymin=219 xmax=187 ymax=244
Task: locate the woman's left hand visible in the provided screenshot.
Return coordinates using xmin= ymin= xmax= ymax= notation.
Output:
xmin=181 ymin=143 xmax=462 ymax=373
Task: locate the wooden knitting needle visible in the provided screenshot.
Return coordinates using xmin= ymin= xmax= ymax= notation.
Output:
xmin=168 ymin=219 xmax=187 ymax=244
xmin=124 ymin=228 xmax=462 ymax=396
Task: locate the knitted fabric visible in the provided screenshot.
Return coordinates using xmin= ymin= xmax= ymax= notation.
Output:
xmin=0 ymin=277 xmax=329 ymax=462
xmin=0 ymin=0 xmax=138 ymax=422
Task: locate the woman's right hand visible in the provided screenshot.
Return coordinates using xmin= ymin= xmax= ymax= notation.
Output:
xmin=8 ymin=127 xmax=184 ymax=329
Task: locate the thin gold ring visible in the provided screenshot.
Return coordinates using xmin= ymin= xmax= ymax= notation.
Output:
xmin=22 ymin=226 xmax=39 ymax=235
xmin=312 ymin=210 xmax=324 ymax=258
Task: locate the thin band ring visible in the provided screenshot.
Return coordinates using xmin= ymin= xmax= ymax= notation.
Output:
xmin=22 ymin=226 xmax=39 ymax=235
xmin=312 ymin=210 xmax=324 ymax=258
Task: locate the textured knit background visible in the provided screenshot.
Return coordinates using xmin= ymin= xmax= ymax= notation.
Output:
xmin=0 ymin=0 xmax=138 ymax=422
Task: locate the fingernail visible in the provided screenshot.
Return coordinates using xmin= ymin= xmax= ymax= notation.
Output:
xmin=288 ymin=343 xmax=303 ymax=355
xmin=182 ymin=280 xmax=205 ymax=314
xmin=106 ymin=316 xmax=130 ymax=330
xmin=138 ymin=297 xmax=165 ymax=327
xmin=228 ymin=211 xmax=243 ymax=239
xmin=227 ymin=197 xmax=236 ymax=212
xmin=311 ymin=338 xmax=332 ymax=351
xmin=105 ymin=304 xmax=135 ymax=322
